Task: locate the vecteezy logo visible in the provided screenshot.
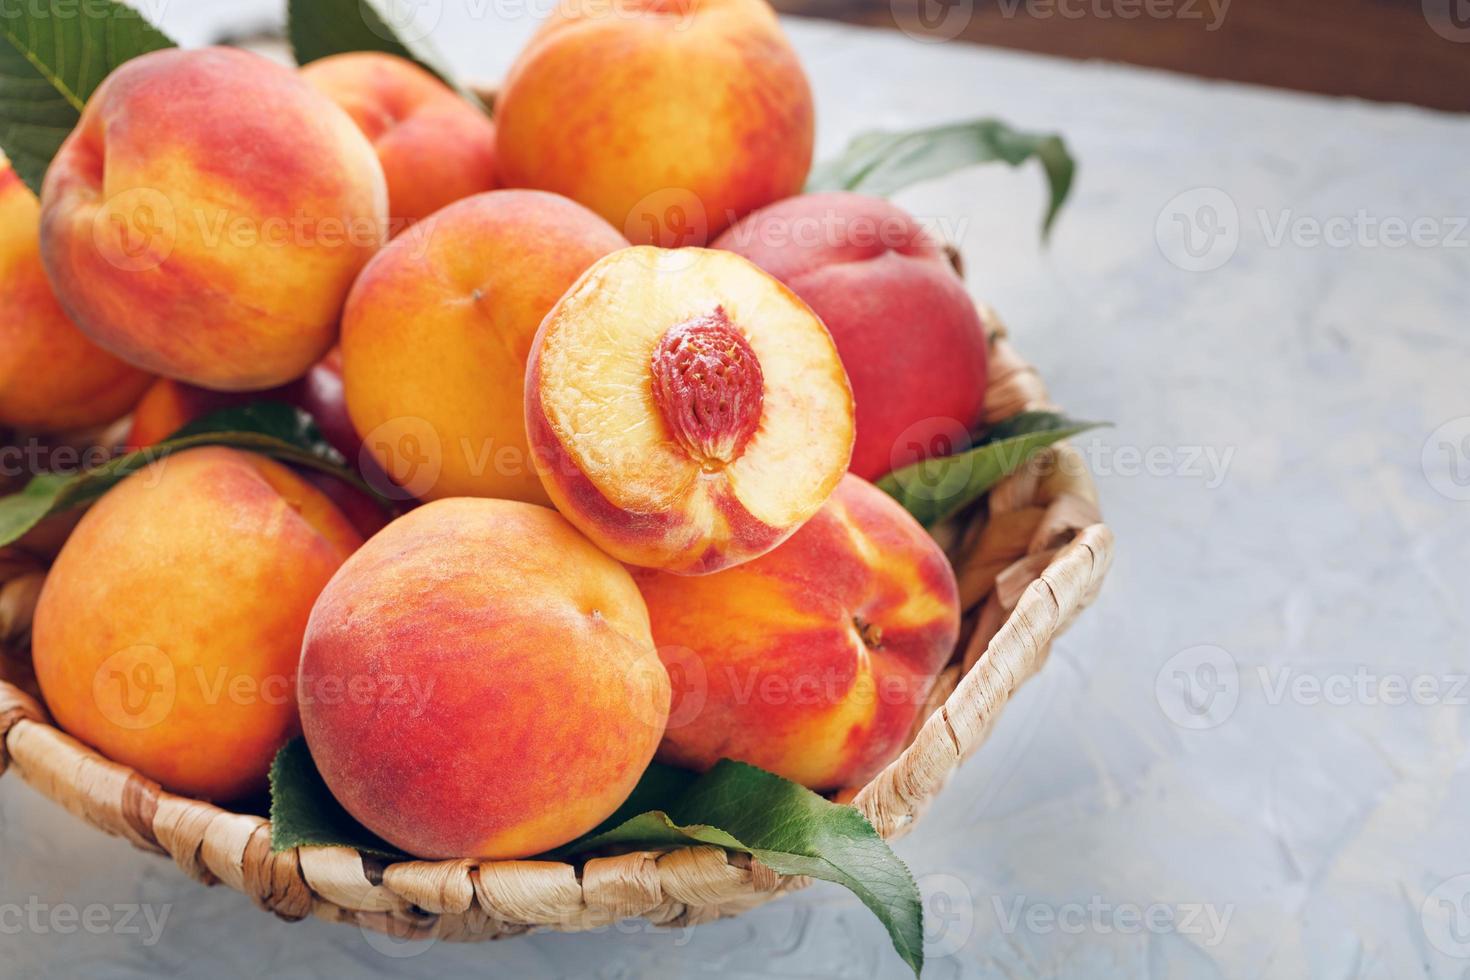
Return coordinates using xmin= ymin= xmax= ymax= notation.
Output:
xmin=358 ymin=913 xmax=439 ymax=958
xmin=893 ymin=0 xmax=975 ymax=42
xmin=919 ymin=873 xmax=975 ymax=959
xmin=657 ymin=644 xmax=709 ymax=733
xmin=93 ymin=645 xmax=176 ymax=731
xmin=1423 ymin=0 xmax=1470 ymax=42
xmin=884 ymin=417 xmax=974 ymax=505
xmin=1156 ymin=188 xmax=1240 ymax=272
xmin=625 ymin=188 xmax=708 ymax=256
xmin=1424 ymin=875 xmax=1470 ymax=957
xmin=360 ymin=417 xmax=443 ymax=500
xmin=363 ymin=0 xmax=442 ymax=45
xmin=1423 ymin=417 xmax=1470 ymax=501
xmin=92 ymin=187 xmax=176 ymax=273
xmin=1155 ymin=644 xmax=1239 ymax=730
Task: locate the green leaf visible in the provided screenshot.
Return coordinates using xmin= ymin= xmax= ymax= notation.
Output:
xmin=268 ymin=745 xmax=924 ymax=975
xmin=269 ymin=737 xmax=408 ymax=861
xmin=0 ymin=402 xmax=377 ymax=548
xmin=0 ymin=0 xmax=176 ymax=195
xmin=807 ymin=118 xmax=1077 ymax=238
xmin=558 ymin=761 xmax=925 ymax=977
xmin=878 ymin=411 xmax=1106 ymax=527
xmin=287 ymin=0 xmax=487 ymax=112
xmin=171 ymin=401 xmax=345 ymax=465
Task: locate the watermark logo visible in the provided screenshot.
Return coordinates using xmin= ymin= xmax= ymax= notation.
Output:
xmin=1259 ymin=666 xmax=1469 ymax=708
xmin=992 ymin=894 xmax=1233 ymax=946
xmin=1423 ymin=417 xmax=1470 ymax=501
xmin=360 ymin=417 xmax=443 ymax=500
xmin=1423 ymin=0 xmax=1470 ymax=41
xmin=1155 ymin=644 xmax=1239 ymax=729
xmin=658 ymin=643 xmax=710 ymax=733
xmin=93 ymin=187 xmax=177 ymax=273
xmin=364 ymin=0 xmax=441 ymax=44
xmin=1424 ymin=875 xmax=1470 ymax=957
xmin=618 ymin=644 xmax=683 ymax=734
xmin=1156 ymin=187 xmax=1240 ymax=272
xmin=625 ymin=187 xmax=709 ymax=258
xmin=919 ymin=873 xmax=976 ymax=958
xmin=884 ymin=417 xmax=975 ymax=504
xmin=93 ymin=645 xmax=176 ymax=731
xmin=892 ymin=0 xmax=975 ymax=42
xmin=0 ymin=898 xmax=170 ymax=946
xmin=358 ymin=914 xmax=439 ymax=958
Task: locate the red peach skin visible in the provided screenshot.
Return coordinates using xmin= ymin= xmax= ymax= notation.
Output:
xmin=714 ymin=192 xmax=989 ymax=481
xmin=40 ymin=48 xmax=388 ymax=391
xmin=635 ymin=474 xmax=960 ymax=790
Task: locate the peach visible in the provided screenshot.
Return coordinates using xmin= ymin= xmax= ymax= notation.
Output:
xmin=495 ymin=0 xmax=814 ymax=245
xmin=714 ymin=192 xmax=989 ymax=481
xmin=526 ymin=246 xmax=854 ymax=574
xmin=32 ymin=447 xmax=363 ymax=800
xmin=40 ymin=47 xmax=388 ymax=391
xmin=634 ymin=474 xmax=959 ymax=790
xmin=300 ymin=52 xmax=497 ymax=231
xmin=0 ymin=157 xmax=152 ymax=431
xmin=342 ymin=190 xmax=627 ymax=504
xmin=299 ymin=498 xmax=669 ymax=859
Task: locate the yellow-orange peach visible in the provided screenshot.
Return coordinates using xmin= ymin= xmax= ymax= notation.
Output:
xmin=301 ymin=52 xmax=497 ymax=231
xmin=343 ymin=190 xmax=627 ymax=504
xmin=634 ymin=474 xmax=959 ymax=789
xmin=495 ymin=0 xmax=814 ymax=245
xmin=526 ymin=246 xmax=854 ymax=574
xmin=32 ymin=447 xmax=363 ymax=800
xmin=40 ymin=47 xmax=388 ymax=391
xmin=0 ymin=157 xmax=152 ymax=431
xmin=299 ymin=498 xmax=669 ymax=859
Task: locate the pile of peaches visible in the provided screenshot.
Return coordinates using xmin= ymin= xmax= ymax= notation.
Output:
xmin=0 ymin=0 xmax=993 ymax=860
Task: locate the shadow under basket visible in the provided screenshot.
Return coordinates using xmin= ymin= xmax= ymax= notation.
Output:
xmin=0 ymin=308 xmax=1112 ymax=942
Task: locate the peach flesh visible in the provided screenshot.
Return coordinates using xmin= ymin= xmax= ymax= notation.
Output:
xmin=525 ymin=246 xmax=855 ymax=575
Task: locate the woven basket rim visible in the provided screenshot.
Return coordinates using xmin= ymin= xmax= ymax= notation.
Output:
xmin=0 ymin=321 xmax=1114 ymax=939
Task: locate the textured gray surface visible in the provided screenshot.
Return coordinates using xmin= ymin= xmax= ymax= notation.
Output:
xmin=4 ymin=4 xmax=1470 ymax=978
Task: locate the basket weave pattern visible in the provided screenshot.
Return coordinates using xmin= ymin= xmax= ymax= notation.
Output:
xmin=0 ymin=314 xmax=1112 ymax=941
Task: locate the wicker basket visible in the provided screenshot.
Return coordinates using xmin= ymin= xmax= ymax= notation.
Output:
xmin=0 ymin=308 xmax=1112 ymax=942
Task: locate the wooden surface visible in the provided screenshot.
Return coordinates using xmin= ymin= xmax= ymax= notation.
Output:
xmin=775 ymin=0 xmax=1470 ymax=112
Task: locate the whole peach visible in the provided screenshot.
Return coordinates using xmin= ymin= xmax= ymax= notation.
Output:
xmin=496 ymin=0 xmax=813 ymax=245
xmin=32 ymin=447 xmax=363 ymax=800
xmin=714 ymin=192 xmax=989 ymax=480
xmin=301 ymin=52 xmax=496 ymax=231
xmin=299 ymin=498 xmax=670 ymax=859
xmin=0 ymin=158 xmax=151 ymax=431
xmin=634 ymin=474 xmax=959 ymax=790
xmin=343 ymin=190 xmax=627 ymax=504
xmin=40 ymin=47 xmax=388 ymax=391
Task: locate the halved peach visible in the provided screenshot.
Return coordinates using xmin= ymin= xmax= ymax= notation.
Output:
xmin=525 ymin=246 xmax=854 ymax=574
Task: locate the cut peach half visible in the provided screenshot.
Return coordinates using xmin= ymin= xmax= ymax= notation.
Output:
xmin=526 ymin=246 xmax=854 ymax=575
